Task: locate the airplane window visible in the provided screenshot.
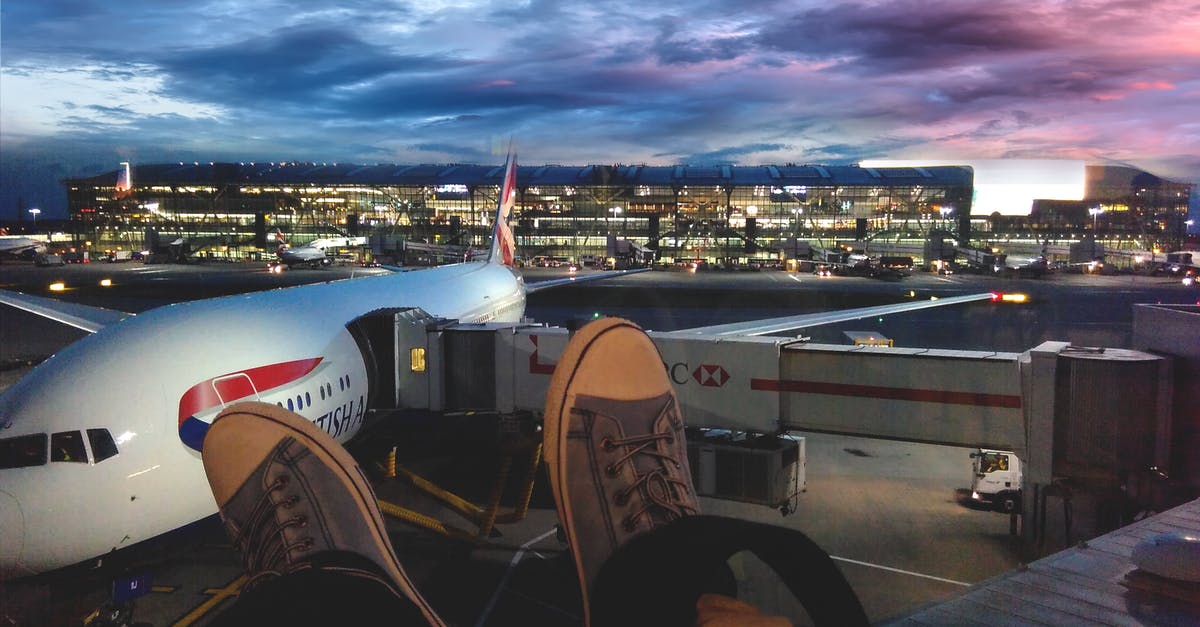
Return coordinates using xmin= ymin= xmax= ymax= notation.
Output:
xmin=51 ymin=431 xmax=88 ymax=463
xmin=287 ymin=399 xmax=294 ymax=411
xmin=326 ymin=383 xmax=332 ymax=397
xmin=87 ymin=428 xmax=119 ymax=463
xmin=305 ymin=392 xmax=311 ymax=406
xmin=320 ymin=386 xmax=325 ymax=401
xmin=0 ymin=433 xmax=48 ymax=469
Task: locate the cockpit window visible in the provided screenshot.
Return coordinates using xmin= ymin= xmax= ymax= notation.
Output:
xmin=0 ymin=433 xmax=48 ymax=469
xmin=87 ymin=428 xmax=119 ymax=463
xmin=51 ymin=431 xmax=88 ymax=463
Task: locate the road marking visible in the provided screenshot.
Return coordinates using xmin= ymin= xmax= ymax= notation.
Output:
xmin=475 ymin=527 xmax=560 ymax=626
xmin=831 ymin=555 xmax=971 ymax=587
xmin=788 ymin=274 xmax=802 ymax=283
xmin=174 ymin=574 xmax=248 ymax=626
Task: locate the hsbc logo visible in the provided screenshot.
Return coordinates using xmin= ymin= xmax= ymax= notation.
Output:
xmin=668 ymin=362 xmax=730 ymax=387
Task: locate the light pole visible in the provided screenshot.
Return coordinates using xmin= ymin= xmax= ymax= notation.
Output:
xmin=28 ymin=208 xmax=41 ymax=230
xmin=1089 ymin=206 xmax=1102 ymax=232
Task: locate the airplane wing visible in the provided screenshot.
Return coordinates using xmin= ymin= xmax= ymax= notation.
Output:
xmin=0 ymin=290 xmax=132 ymax=333
xmin=664 ymin=292 xmax=996 ymax=337
xmin=525 ymin=268 xmax=651 ymax=293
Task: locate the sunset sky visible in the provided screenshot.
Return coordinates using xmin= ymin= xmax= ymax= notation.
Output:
xmin=2 ymin=0 xmax=1197 ymax=223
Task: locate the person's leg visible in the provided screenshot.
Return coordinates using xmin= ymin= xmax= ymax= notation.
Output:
xmin=201 ymin=401 xmax=444 ymax=626
xmin=591 ymin=515 xmax=869 ymax=627
xmin=543 ymin=317 xmax=701 ymax=625
xmin=543 ymin=317 xmax=866 ymax=627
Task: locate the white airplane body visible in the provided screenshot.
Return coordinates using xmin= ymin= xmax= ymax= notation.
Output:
xmin=274 ymin=231 xmax=368 ymax=268
xmin=0 ymin=151 xmax=996 ymax=579
xmin=0 ymin=236 xmax=47 ymax=259
xmin=0 ymin=254 xmax=525 ymax=578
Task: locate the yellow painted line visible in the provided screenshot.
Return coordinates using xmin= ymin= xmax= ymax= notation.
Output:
xmin=171 ymin=574 xmax=247 ymax=626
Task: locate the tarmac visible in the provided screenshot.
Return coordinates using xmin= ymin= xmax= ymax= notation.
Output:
xmin=1 ymin=260 xmax=1195 ymax=626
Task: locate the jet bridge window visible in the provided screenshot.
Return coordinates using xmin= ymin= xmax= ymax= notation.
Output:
xmin=87 ymin=428 xmax=119 ymax=463
xmin=51 ymin=431 xmax=87 ymax=463
xmin=0 ymin=433 xmax=48 ymax=469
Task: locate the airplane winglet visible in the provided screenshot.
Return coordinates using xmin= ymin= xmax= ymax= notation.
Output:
xmin=0 ymin=290 xmax=132 ymax=333
xmin=487 ymin=150 xmax=518 ymax=267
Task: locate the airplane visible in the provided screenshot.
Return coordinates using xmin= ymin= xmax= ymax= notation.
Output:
xmin=814 ymin=251 xmax=910 ymax=281
xmin=0 ymin=151 xmax=996 ymax=580
xmin=0 ymin=235 xmax=47 ymax=261
xmin=994 ymin=255 xmax=1048 ymax=278
xmin=273 ymin=230 xmax=368 ymax=269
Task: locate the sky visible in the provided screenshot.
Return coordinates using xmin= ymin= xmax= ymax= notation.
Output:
xmin=2 ymin=0 xmax=1198 ymax=226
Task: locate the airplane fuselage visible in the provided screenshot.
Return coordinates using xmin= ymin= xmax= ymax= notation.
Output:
xmin=0 ymin=261 xmax=524 ymax=578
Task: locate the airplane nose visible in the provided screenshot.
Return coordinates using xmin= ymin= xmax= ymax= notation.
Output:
xmin=0 ymin=489 xmax=28 ymax=579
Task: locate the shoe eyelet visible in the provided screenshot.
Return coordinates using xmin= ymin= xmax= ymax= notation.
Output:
xmin=606 ymin=464 xmax=618 ymax=478
xmin=601 ymin=437 xmax=616 ymax=451
xmin=622 ymin=518 xmax=635 ymax=532
xmin=614 ymin=492 xmax=629 ymax=506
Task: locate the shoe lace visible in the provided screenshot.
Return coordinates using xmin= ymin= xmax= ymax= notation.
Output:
xmin=599 ymin=400 xmax=697 ymax=532
xmin=232 ymin=474 xmax=314 ymax=581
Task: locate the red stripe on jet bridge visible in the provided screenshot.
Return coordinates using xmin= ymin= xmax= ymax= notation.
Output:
xmin=178 ymin=357 xmax=324 ymax=426
xmin=528 ymin=335 xmax=557 ymax=375
xmin=750 ymin=378 xmax=1022 ymax=409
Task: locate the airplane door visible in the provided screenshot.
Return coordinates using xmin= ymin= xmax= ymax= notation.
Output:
xmin=211 ymin=373 xmax=260 ymax=407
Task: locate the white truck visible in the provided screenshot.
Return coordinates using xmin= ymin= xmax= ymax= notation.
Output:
xmin=969 ymin=448 xmax=1022 ymax=513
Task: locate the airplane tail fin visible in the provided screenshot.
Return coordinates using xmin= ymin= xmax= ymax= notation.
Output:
xmin=487 ymin=150 xmax=517 ymax=267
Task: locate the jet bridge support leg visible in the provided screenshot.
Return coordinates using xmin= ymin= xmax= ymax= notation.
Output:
xmin=373 ymin=431 xmax=542 ymax=543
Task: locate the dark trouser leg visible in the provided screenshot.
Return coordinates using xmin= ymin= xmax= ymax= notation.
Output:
xmin=590 ymin=515 xmax=868 ymax=627
xmin=208 ymin=551 xmax=431 ymax=627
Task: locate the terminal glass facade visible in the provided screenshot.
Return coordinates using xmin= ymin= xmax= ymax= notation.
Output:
xmin=62 ymin=162 xmax=1190 ymax=267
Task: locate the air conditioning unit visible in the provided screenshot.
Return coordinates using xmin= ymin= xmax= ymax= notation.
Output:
xmin=686 ymin=429 xmax=805 ymax=509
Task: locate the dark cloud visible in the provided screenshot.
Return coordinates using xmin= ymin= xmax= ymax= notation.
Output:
xmin=755 ymin=0 xmax=1063 ymax=73
xmin=155 ymin=25 xmax=470 ymax=112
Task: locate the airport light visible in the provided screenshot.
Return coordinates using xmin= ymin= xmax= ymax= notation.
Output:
xmin=1089 ymin=206 xmax=1103 ymax=231
xmin=28 ymin=208 xmax=40 ymax=225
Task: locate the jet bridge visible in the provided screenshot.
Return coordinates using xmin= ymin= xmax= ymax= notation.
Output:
xmin=366 ymin=312 xmax=1174 ymax=552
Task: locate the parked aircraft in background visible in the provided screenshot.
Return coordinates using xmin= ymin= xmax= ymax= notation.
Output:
xmin=0 ymin=236 xmax=47 ymax=261
xmin=273 ymin=230 xmax=368 ymax=269
xmin=0 ymin=151 xmax=995 ymax=579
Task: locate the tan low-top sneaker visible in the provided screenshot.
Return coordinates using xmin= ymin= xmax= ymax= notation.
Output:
xmin=202 ymin=401 xmax=444 ymax=626
xmin=543 ymin=317 xmax=700 ymax=624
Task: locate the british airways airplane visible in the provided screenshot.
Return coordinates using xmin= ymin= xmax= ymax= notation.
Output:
xmin=0 ymin=152 xmax=995 ymax=579
xmin=0 ymin=153 xmax=531 ymax=579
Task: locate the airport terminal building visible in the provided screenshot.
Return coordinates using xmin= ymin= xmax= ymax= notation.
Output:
xmin=59 ymin=161 xmax=1192 ymax=267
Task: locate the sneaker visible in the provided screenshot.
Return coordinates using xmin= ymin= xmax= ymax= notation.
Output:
xmin=543 ymin=317 xmax=699 ymax=623
xmin=202 ymin=401 xmax=444 ymax=626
